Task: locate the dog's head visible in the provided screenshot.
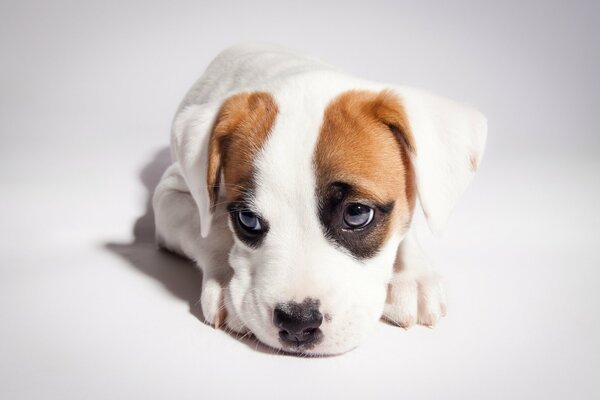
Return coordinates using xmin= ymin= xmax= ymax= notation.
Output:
xmin=175 ymin=85 xmax=486 ymax=355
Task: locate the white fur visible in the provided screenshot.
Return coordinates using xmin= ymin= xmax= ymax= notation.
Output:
xmin=153 ymin=43 xmax=486 ymax=355
xmin=397 ymin=87 xmax=488 ymax=234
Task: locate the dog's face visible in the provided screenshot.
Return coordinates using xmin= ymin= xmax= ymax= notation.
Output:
xmin=206 ymin=90 xmax=418 ymax=354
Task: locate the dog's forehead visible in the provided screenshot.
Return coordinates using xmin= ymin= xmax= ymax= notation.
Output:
xmin=250 ymin=89 xmax=328 ymax=239
xmin=253 ymin=93 xmax=326 ymax=199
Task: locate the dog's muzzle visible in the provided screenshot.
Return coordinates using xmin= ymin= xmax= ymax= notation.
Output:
xmin=273 ymin=298 xmax=323 ymax=349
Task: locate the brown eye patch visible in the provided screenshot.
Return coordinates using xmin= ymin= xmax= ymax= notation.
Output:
xmin=318 ymin=182 xmax=395 ymax=259
xmin=314 ymin=90 xmax=417 ymax=259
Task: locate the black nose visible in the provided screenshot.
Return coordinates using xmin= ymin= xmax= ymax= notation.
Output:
xmin=273 ymin=299 xmax=323 ymax=347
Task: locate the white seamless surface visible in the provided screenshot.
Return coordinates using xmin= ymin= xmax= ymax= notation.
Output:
xmin=1 ymin=1 xmax=599 ymax=399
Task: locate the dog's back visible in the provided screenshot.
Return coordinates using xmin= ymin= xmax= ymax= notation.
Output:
xmin=178 ymin=43 xmax=337 ymax=113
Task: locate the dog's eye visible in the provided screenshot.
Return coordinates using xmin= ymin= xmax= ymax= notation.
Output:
xmin=237 ymin=210 xmax=262 ymax=232
xmin=343 ymin=203 xmax=374 ymax=229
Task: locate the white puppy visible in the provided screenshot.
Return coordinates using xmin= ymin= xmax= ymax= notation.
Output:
xmin=153 ymin=43 xmax=487 ymax=355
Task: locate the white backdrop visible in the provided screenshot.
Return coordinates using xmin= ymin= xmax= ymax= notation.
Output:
xmin=1 ymin=1 xmax=599 ymax=399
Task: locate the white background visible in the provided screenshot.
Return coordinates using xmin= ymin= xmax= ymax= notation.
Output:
xmin=1 ymin=1 xmax=599 ymax=399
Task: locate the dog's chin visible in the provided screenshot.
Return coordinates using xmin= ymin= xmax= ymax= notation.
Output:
xmin=244 ymin=324 xmax=364 ymax=357
xmin=274 ymin=344 xmax=352 ymax=357
xmin=277 ymin=340 xmax=358 ymax=357
xmin=258 ymin=334 xmax=355 ymax=357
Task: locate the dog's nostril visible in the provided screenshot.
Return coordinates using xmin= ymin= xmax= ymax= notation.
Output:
xmin=278 ymin=327 xmax=319 ymax=344
xmin=273 ymin=301 xmax=323 ymax=345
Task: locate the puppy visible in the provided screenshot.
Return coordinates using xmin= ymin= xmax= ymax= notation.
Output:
xmin=153 ymin=43 xmax=487 ymax=355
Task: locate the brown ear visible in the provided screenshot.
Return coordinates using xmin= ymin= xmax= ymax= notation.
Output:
xmin=366 ymin=90 xmax=416 ymax=154
xmin=206 ymin=91 xmax=279 ymax=209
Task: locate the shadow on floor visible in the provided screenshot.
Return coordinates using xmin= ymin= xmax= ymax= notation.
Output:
xmin=105 ymin=147 xmax=275 ymax=355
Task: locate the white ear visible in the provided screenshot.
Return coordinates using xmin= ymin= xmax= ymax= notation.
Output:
xmin=170 ymin=102 xmax=220 ymax=238
xmin=394 ymin=87 xmax=488 ymax=234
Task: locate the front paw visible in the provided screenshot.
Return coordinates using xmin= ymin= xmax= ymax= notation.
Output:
xmin=200 ymin=279 xmax=227 ymax=328
xmin=383 ymin=270 xmax=447 ymax=328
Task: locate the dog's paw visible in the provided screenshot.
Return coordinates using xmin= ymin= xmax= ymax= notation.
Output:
xmin=200 ymin=279 xmax=227 ymax=328
xmin=383 ymin=269 xmax=447 ymax=328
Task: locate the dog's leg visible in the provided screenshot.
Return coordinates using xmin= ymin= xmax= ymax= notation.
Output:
xmin=153 ymin=163 xmax=234 ymax=328
xmin=383 ymin=228 xmax=447 ymax=328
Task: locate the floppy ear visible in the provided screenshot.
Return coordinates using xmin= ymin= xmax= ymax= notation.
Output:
xmin=171 ymin=102 xmax=222 ymax=238
xmin=391 ymin=87 xmax=488 ymax=234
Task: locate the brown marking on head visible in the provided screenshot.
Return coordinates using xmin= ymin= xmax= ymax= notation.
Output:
xmin=207 ymin=92 xmax=278 ymax=207
xmin=314 ymin=90 xmax=416 ymax=259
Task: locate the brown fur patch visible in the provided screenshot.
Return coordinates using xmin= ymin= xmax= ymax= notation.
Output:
xmin=207 ymin=92 xmax=278 ymax=206
xmin=314 ymin=90 xmax=416 ymax=258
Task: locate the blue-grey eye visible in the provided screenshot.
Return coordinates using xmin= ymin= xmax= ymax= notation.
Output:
xmin=238 ymin=210 xmax=262 ymax=232
xmin=343 ymin=203 xmax=374 ymax=229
